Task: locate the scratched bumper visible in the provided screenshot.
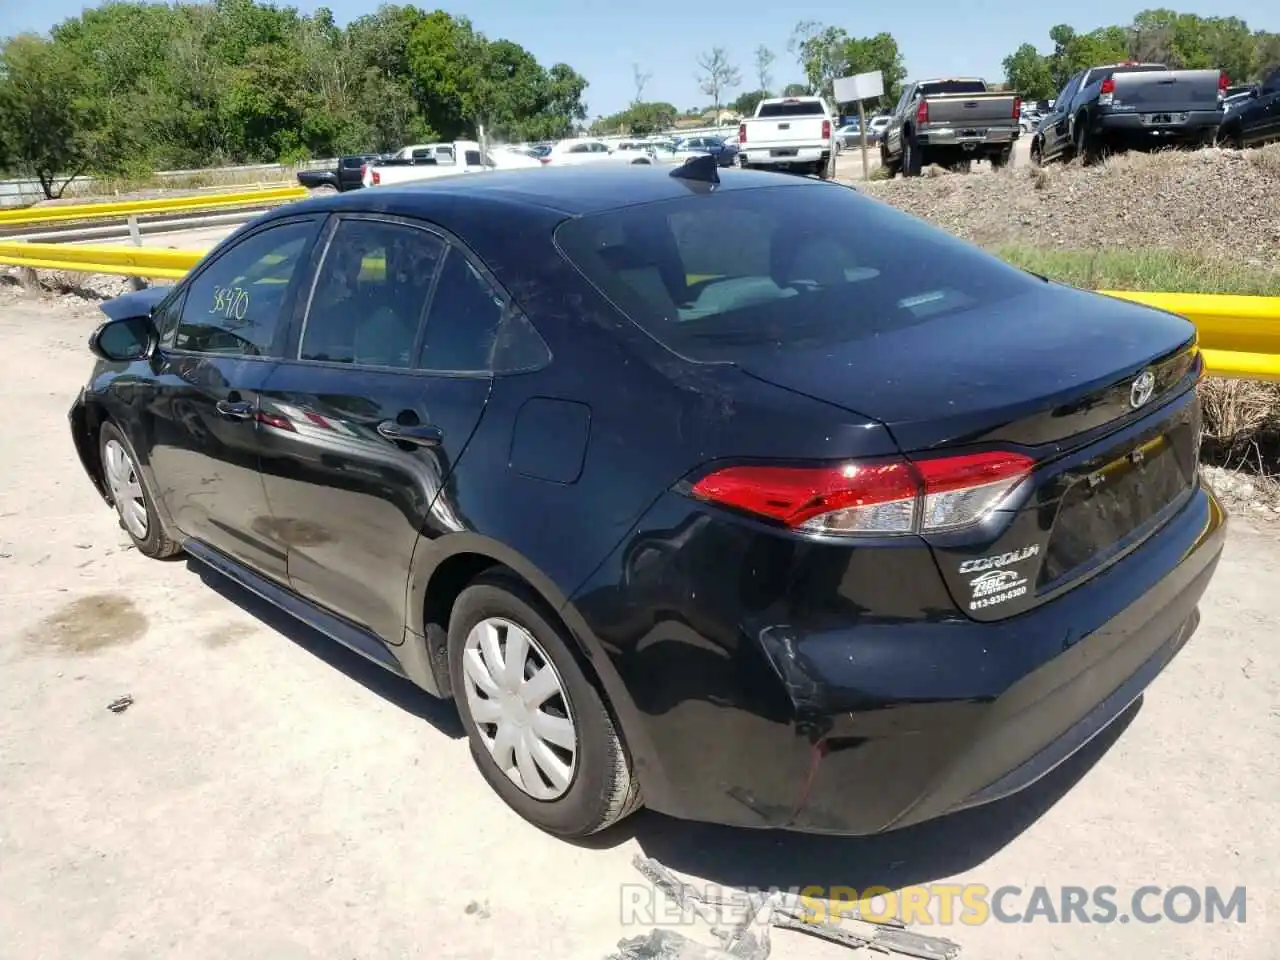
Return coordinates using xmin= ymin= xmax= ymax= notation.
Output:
xmin=571 ymin=483 xmax=1225 ymax=836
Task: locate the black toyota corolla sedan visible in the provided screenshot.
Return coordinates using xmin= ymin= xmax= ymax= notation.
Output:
xmin=70 ymin=159 xmax=1226 ymax=839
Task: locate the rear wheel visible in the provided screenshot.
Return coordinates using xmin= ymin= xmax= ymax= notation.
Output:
xmin=99 ymin=420 xmax=181 ymax=560
xmin=1216 ymin=125 xmax=1244 ymax=149
xmin=989 ymin=148 xmax=1011 ymax=170
xmin=1074 ymin=115 xmax=1104 ymax=165
xmin=448 ymin=574 xmax=641 ymax=837
xmin=947 ymin=158 xmax=972 ymax=174
xmin=902 ymin=136 xmax=923 ymax=177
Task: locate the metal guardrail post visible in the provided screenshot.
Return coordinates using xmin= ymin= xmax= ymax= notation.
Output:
xmin=126 ymin=215 xmax=146 ymax=290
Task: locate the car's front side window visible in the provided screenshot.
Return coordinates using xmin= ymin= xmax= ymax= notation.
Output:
xmin=171 ymin=220 xmax=318 ymax=357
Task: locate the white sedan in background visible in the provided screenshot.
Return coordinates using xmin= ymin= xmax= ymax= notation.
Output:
xmin=538 ymin=138 xmax=655 ymax=166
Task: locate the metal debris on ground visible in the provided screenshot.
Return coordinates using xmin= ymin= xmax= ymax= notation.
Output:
xmin=607 ymin=856 xmax=961 ymax=960
xmin=106 ymin=694 xmax=134 ymax=713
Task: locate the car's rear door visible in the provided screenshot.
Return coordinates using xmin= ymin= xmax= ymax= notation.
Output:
xmin=146 ymin=215 xmax=326 ymax=580
xmin=256 ymin=214 xmax=500 ymax=646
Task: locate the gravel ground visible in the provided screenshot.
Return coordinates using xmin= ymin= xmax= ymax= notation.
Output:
xmin=861 ymin=144 xmax=1280 ymax=267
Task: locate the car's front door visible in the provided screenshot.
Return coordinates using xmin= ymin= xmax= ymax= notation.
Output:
xmin=146 ymin=216 xmax=325 ymax=580
xmin=256 ymin=215 xmax=500 ymax=645
xmin=1043 ymin=73 xmax=1082 ymax=160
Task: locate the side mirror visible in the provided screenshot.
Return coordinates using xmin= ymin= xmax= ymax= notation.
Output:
xmin=88 ymin=315 xmax=157 ymax=362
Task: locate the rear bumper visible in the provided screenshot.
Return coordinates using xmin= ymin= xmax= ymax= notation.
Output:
xmin=917 ymin=124 xmax=1020 ymax=147
xmin=739 ymin=146 xmax=830 ymax=166
xmin=1094 ymin=110 xmax=1223 ymax=142
xmin=571 ymin=481 xmax=1226 ymax=836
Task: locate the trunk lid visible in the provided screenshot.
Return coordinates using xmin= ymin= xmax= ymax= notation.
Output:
xmin=733 ymin=283 xmax=1203 ymax=620
xmin=923 ymin=92 xmax=1019 ymax=126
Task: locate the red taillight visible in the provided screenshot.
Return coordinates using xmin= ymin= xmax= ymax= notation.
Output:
xmin=1100 ymin=77 xmax=1115 ymax=95
xmin=371 ymin=169 xmax=381 ymax=185
xmin=1012 ymin=96 xmax=1022 ymax=118
xmin=821 ymin=119 xmax=831 ymax=141
xmin=1218 ymin=71 xmax=1228 ymax=99
xmin=915 ymin=99 xmax=929 ymax=124
xmin=738 ymin=122 xmax=747 ymax=144
xmin=688 ymin=451 xmax=1035 ymax=536
xmin=539 ymin=156 xmax=551 ymax=164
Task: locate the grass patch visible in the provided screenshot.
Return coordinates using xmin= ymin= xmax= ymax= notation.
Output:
xmin=994 ymin=245 xmax=1280 ymax=484
xmin=992 ymin=246 xmax=1280 ymax=296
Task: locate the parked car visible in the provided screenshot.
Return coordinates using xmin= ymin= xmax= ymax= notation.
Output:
xmin=362 ymin=141 xmax=540 ymax=186
xmin=72 ymin=163 xmax=1226 ymax=840
xmin=880 ymin=78 xmax=1021 ymax=176
xmin=296 ymin=154 xmax=381 ymax=192
xmin=672 ymin=135 xmax=739 ymax=167
xmin=1031 ymin=62 xmax=1227 ymax=166
xmin=539 ymin=137 xmax=655 ymax=166
xmin=736 ymin=95 xmax=836 ymax=177
xmin=1217 ymin=68 xmax=1280 ymax=148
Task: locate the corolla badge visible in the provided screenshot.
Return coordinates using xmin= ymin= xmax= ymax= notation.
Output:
xmin=1129 ymin=370 xmax=1156 ymax=409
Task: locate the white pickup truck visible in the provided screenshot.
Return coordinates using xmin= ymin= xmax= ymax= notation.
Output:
xmin=736 ymin=96 xmax=836 ymax=177
xmin=361 ymin=140 xmax=541 ymax=187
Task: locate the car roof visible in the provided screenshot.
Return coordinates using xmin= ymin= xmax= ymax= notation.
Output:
xmin=282 ymin=165 xmax=825 ymax=218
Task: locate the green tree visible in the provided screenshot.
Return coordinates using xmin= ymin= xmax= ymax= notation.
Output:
xmin=0 ymin=35 xmax=116 ymax=197
xmin=731 ymin=90 xmax=767 ymax=116
xmin=788 ymin=21 xmax=849 ymax=101
xmin=1002 ymin=42 xmax=1057 ymax=100
xmin=782 ymin=82 xmax=809 ymax=97
xmin=841 ymin=32 xmax=907 ymax=107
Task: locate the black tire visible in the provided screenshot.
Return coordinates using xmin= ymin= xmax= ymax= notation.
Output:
xmin=1030 ymin=139 xmax=1044 ymax=167
xmin=902 ymin=136 xmax=923 ymax=177
xmin=448 ymin=574 xmax=642 ymax=838
xmin=989 ymin=148 xmax=1011 ymax=170
xmin=1074 ymin=115 xmax=1102 ymax=165
xmin=1216 ymin=125 xmax=1244 ymax=149
xmin=948 ymin=158 xmax=972 ymax=174
xmin=98 ymin=420 xmax=182 ymax=559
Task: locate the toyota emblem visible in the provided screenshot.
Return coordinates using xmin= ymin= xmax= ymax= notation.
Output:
xmin=1129 ymin=370 xmax=1156 ymax=409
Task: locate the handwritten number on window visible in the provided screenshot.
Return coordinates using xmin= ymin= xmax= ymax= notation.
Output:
xmin=209 ymin=285 xmax=250 ymax=323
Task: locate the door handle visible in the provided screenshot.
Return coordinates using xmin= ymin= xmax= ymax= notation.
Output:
xmin=377 ymin=420 xmax=444 ymax=447
xmin=216 ymin=399 xmax=254 ymax=420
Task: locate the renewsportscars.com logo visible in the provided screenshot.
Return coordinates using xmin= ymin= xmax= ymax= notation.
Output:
xmin=619 ymin=883 xmax=1249 ymax=927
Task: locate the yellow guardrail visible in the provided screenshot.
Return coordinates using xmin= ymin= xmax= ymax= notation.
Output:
xmin=0 ymin=185 xmax=308 ymax=227
xmin=0 ymin=241 xmax=202 ymax=280
xmin=1 ymin=240 xmax=1278 ymax=382
xmin=1099 ymin=290 xmax=1280 ymax=383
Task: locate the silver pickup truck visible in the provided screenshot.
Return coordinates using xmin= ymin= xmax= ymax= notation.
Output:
xmin=880 ymin=78 xmax=1021 ymax=176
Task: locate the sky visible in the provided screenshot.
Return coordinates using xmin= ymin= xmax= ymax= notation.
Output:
xmin=2 ymin=0 xmax=1277 ymax=117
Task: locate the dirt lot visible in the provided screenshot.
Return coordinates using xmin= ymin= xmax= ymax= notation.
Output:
xmin=859 ymin=144 xmax=1280 ymax=268
xmin=0 ymin=284 xmax=1277 ymax=959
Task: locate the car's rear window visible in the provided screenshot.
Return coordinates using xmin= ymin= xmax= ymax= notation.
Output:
xmin=756 ymin=100 xmax=826 ymax=118
xmin=553 ymin=184 xmax=1036 ymax=362
xmin=919 ymin=80 xmax=988 ymax=95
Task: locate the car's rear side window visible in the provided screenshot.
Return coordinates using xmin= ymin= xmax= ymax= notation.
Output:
xmin=553 ymin=184 xmax=1036 ymax=362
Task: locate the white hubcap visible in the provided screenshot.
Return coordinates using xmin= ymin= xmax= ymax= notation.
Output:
xmin=461 ymin=617 xmax=577 ymax=800
xmin=103 ymin=438 xmax=148 ymax=540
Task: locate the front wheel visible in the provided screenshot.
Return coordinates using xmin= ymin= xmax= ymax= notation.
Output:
xmin=448 ymin=574 xmax=642 ymax=838
xmin=99 ymin=420 xmax=182 ymax=559
xmin=1030 ymin=140 xmax=1044 ymax=167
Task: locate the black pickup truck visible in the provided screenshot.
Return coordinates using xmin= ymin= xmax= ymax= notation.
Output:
xmin=1217 ymin=68 xmax=1280 ymax=149
xmin=1031 ymin=62 xmax=1226 ymax=165
xmin=296 ymin=154 xmax=381 ymax=192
